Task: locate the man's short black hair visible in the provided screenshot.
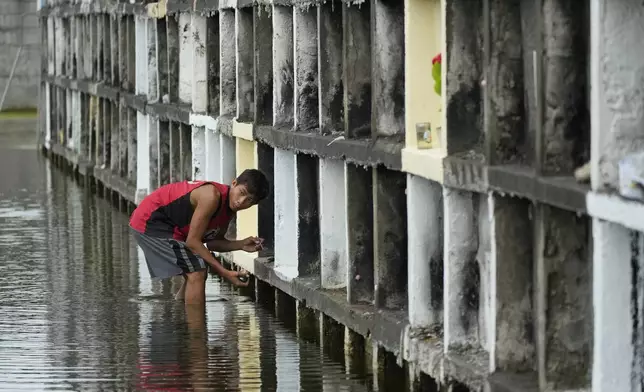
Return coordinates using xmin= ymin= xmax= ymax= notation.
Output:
xmin=236 ymin=169 xmax=270 ymax=202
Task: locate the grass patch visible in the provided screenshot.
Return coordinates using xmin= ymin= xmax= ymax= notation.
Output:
xmin=0 ymin=108 xmax=38 ymax=119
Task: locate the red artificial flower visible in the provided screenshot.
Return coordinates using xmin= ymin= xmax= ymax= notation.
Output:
xmin=432 ymin=53 xmax=442 ymax=65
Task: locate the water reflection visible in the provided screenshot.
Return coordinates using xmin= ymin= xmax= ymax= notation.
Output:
xmin=0 ymin=126 xmax=374 ymax=391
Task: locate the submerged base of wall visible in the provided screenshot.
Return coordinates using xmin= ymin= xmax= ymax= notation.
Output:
xmin=41 ymin=142 xmax=547 ymax=392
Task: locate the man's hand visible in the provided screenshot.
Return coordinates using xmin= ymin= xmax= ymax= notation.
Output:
xmin=225 ymin=269 xmax=250 ymax=288
xmin=240 ymin=236 xmax=264 ymax=253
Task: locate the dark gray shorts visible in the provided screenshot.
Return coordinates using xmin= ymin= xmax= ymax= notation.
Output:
xmin=131 ymin=227 xmax=207 ymax=279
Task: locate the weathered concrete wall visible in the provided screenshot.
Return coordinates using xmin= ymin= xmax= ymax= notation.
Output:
xmin=0 ymin=0 xmax=40 ymax=110
xmin=38 ymin=0 xmax=644 ymax=391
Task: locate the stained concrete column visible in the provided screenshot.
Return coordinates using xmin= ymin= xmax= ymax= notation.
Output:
xmin=47 ymin=18 xmax=55 ymax=75
xmin=485 ymin=0 xmax=525 ymax=164
xmin=102 ymin=100 xmax=111 ymax=167
xmin=342 ymin=3 xmax=371 ymax=138
xmin=319 ymin=158 xmax=347 ymax=289
xmin=135 ymin=16 xmax=148 ymax=96
xmin=156 ymin=18 xmax=168 ymax=99
xmin=220 ymin=10 xmax=236 ymax=116
xmin=65 ymin=91 xmax=73 ymax=149
xmin=103 ymin=15 xmax=111 ymax=85
xmin=236 ymin=7 xmax=254 ymax=122
xmin=345 ymin=163 xmax=373 ymax=304
xmin=166 ymin=16 xmax=179 ymax=102
xmin=373 ymin=167 xmax=407 ymax=309
xmin=147 ymin=18 xmax=159 ymax=102
xmin=371 ymin=0 xmax=404 ymax=138
xmin=118 ymin=16 xmax=128 ymax=90
xmin=178 ymin=13 xmax=192 ymax=104
xmin=110 ymin=101 xmax=119 ymax=174
xmin=148 ymin=117 xmax=160 ymax=192
xmin=72 ymin=91 xmax=81 ymax=153
xmin=534 ymin=206 xmax=591 ymax=391
xmin=294 ymin=6 xmax=318 ymax=132
xmin=127 ymin=16 xmax=137 ymax=91
xmin=272 ymin=5 xmax=294 ymax=127
xmin=110 ymin=16 xmax=118 ymax=85
xmin=445 ymin=1 xmax=483 ymax=155
xmin=220 ymin=133 xmax=236 ymax=184
xmin=180 ymin=123 xmax=192 ymax=180
xmin=135 ymin=111 xmax=149 ymax=202
xmin=206 ymin=15 xmax=220 ymax=115
xmin=191 ymin=126 xmax=206 ymax=180
xmin=96 ymin=16 xmax=103 ymax=80
xmin=257 ymin=143 xmax=275 ymax=252
xmin=118 ymin=104 xmax=128 ymax=179
xmin=158 ymin=121 xmax=170 ymax=186
xmin=254 ymin=7 xmax=272 ymax=125
xmin=317 ymin=0 xmax=343 ymax=136
xmin=591 ymin=220 xmax=635 ymax=392
xmin=169 ymin=122 xmax=181 ymax=182
xmin=489 ymin=195 xmax=534 ymax=372
xmin=204 ymin=127 xmax=220 ymax=181
xmin=443 ymin=189 xmax=486 ymax=351
xmin=191 ymin=15 xmax=207 ymax=113
xmin=274 ymin=148 xmax=298 ymax=279
xmin=407 ymin=174 xmax=443 ymax=327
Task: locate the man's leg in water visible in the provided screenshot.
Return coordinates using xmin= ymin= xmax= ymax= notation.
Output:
xmin=184 ymin=269 xmax=207 ymax=304
xmin=174 ymin=275 xmax=187 ymax=301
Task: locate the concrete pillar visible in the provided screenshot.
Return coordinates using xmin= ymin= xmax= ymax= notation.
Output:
xmin=178 ymin=13 xmax=192 ymax=104
xmin=296 ymin=301 xmax=318 ymax=343
xmin=318 ymin=0 xmax=343 ymax=136
xmin=373 ymin=167 xmax=407 ymax=309
xmin=65 ymin=91 xmax=73 ymax=149
xmin=590 ymin=0 xmax=644 ymax=191
xmin=156 ymin=18 xmax=168 ymax=99
xmin=191 ymin=126 xmax=205 ymax=180
xmin=72 ymin=91 xmax=81 ymax=153
xmin=485 ymin=0 xmax=524 ymax=164
xmin=274 ymin=148 xmax=298 ymax=279
xmin=119 ymin=104 xmax=129 ymax=179
xmin=180 ymin=123 xmax=192 ymax=180
xmin=444 ymin=1 xmax=482 ymax=155
xmin=118 ymin=16 xmax=127 ymax=90
xmin=166 ymin=16 xmax=179 ymax=102
xmin=297 ymin=154 xmax=320 ymax=277
xmin=345 ymin=163 xmax=374 ymax=304
xmin=147 ymin=18 xmax=159 ymax=103
xmin=191 ymin=14 xmax=207 ymax=113
xmin=275 ymin=288 xmax=296 ymax=328
xmin=148 ymin=117 xmax=160 ymax=192
xmin=407 ymin=174 xmax=443 ymax=328
xmin=254 ymin=7 xmax=272 ymax=125
xmin=135 ymin=112 xmax=150 ymax=203
xmin=236 ymin=7 xmax=254 ymax=122
xmin=220 ymin=10 xmax=236 ymax=116
xmin=102 ymin=100 xmax=111 ymax=167
xmin=103 ymin=16 xmax=111 ymax=83
xmin=47 ymin=18 xmax=55 ymax=75
xmin=592 ymin=220 xmax=636 ymax=392
xmin=89 ymin=95 xmax=97 ymax=161
xmin=535 ymin=206 xmax=591 ymax=391
xmin=96 ymin=15 xmax=104 ymax=80
xmin=127 ymin=109 xmax=137 ymax=183
xmin=127 ymin=16 xmax=137 ymax=92
xmin=489 ymin=195 xmax=534 ymax=372
xmin=204 ymin=127 xmax=220 ymax=181
xmin=371 ymin=0 xmax=404 ymax=138
xmin=343 ymin=3 xmax=371 ymax=138
xmin=135 ymin=16 xmax=148 ymax=96
xmin=443 ymin=188 xmax=481 ymax=350
xmin=319 ymin=158 xmax=347 ymax=289
xmin=169 ymin=122 xmax=181 ymax=182
xmin=272 ymin=5 xmax=294 ymax=127
xmin=221 ymin=134 xmax=236 ymax=184
xmin=257 ymin=143 xmax=275 ymax=252
xmin=344 ymin=327 xmax=366 ymax=375
xmin=294 ymin=6 xmax=318 ymax=132
xmin=158 ymin=121 xmax=170 ymax=186
xmin=320 ymin=313 xmax=344 ymax=363
xmin=110 ymin=16 xmax=118 ymax=85
xmin=110 ymin=101 xmax=119 ymax=174
xmin=206 ymin=15 xmax=220 ymax=115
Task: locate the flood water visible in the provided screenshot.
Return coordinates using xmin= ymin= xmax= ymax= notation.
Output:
xmin=0 ymin=123 xmax=374 ymax=391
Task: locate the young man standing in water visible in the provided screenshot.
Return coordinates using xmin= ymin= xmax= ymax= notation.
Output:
xmin=129 ymin=169 xmax=270 ymax=305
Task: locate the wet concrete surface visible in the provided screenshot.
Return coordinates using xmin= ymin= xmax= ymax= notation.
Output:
xmin=0 ymin=122 xmax=374 ymax=391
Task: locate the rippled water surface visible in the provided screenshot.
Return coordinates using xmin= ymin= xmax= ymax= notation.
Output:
xmin=0 ymin=124 xmax=374 ymax=391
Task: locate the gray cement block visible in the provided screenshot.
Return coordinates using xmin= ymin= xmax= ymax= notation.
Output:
xmin=236 ymin=8 xmax=254 ymax=121
xmin=294 ymin=6 xmax=318 ymax=132
xmin=254 ymin=6 xmax=272 ymax=125
xmin=343 ymin=3 xmax=370 ymax=138
xmin=272 ymin=5 xmax=294 ymax=127
xmin=219 ymin=9 xmax=236 ymax=116
xmin=318 ymin=0 xmax=342 ymax=136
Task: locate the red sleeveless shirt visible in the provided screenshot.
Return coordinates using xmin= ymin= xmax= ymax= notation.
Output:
xmin=130 ymin=180 xmax=234 ymax=242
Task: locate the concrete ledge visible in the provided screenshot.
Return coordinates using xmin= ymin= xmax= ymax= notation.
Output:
xmin=38 ymin=2 xmax=146 ymax=17
xmin=587 ymin=191 xmax=644 ymax=232
xmin=146 ymin=102 xmax=192 ymax=124
xmin=166 ymin=0 xmax=191 ymax=13
xmin=94 ymin=166 xmax=137 ymax=204
xmin=42 ymin=74 xmax=120 ymax=102
xmin=120 ymin=92 xmax=148 ymax=114
xmin=401 ymin=147 xmax=445 ymax=184
xmin=443 ymin=156 xmax=488 ymax=193
xmin=488 ymin=165 xmax=588 ymax=214
xmin=215 ymin=115 xmax=234 ymax=137
xmin=232 ymin=120 xmax=254 ymax=141
xmin=256 ymin=125 xmax=403 ymax=170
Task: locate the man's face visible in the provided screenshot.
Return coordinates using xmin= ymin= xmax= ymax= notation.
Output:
xmin=228 ymin=180 xmax=256 ymax=212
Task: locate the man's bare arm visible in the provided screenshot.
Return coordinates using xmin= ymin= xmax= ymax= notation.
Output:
xmin=185 ymin=186 xmax=233 ymax=280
